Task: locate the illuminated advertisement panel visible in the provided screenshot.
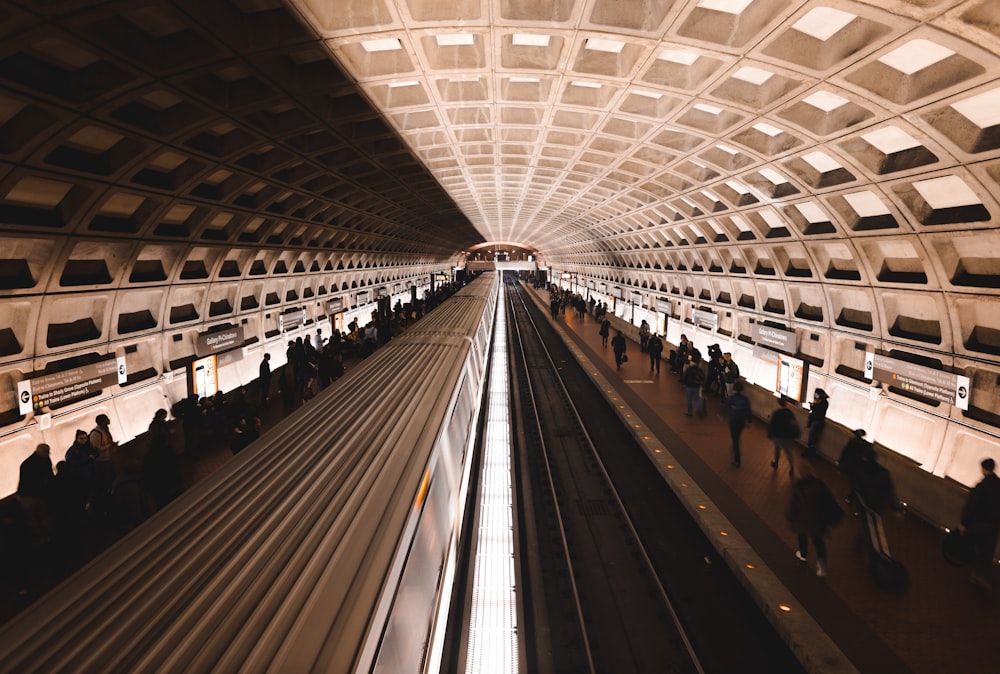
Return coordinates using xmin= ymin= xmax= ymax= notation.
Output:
xmin=776 ymin=354 xmax=808 ymax=403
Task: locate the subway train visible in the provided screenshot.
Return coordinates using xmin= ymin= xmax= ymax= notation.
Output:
xmin=0 ymin=272 xmax=499 ymax=673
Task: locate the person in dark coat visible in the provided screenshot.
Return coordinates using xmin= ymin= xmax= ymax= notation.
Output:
xmin=258 ymin=353 xmax=272 ymax=409
xmin=722 ymin=382 xmax=752 ymax=467
xmin=17 ymin=444 xmax=55 ymax=553
xmin=960 ymin=458 xmax=1000 ymax=590
xmin=837 ymin=429 xmax=870 ymax=508
xmin=599 ymin=319 xmax=610 ymax=348
xmin=804 ymin=389 xmax=829 ymax=457
xmin=64 ymin=429 xmax=96 ymax=495
xmin=142 ymin=409 xmax=181 ymax=509
xmin=682 ymin=355 xmax=705 ymax=417
xmin=18 ymin=443 xmax=53 ymax=502
xmin=768 ymin=397 xmax=800 ymax=475
xmin=647 ymin=333 xmax=663 ymax=374
xmin=788 ymin=461 xmax=842 ymax=577
xmin=722 ymin=352 xmax=740 ymax=397
xmin=611 ymin=330 xmax=627 ymax=370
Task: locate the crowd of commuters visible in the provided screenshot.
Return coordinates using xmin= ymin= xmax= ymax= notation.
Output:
xmin=1 ymin=281 xmax=470 ymax=616
xmin=544 ymin=280 xmax=1000 ymax=588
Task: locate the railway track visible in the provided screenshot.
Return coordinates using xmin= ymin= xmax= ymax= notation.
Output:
xmin=505 ymin=277 xmax=804 ymax=674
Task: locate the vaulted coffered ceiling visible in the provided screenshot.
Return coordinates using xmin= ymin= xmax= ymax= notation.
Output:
xmin=291 ymin=0 xmax=1000 ymax=263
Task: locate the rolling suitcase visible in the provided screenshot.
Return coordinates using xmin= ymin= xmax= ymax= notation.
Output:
xmin=862 ymin=504 xmax=909 ymax=592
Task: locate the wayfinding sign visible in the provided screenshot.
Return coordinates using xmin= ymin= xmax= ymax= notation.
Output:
xmin=692 ymin=309 xmax=718 ymax=330
xmin=865 ymin=352 xmax=970 ymax=410
xmin=18 ymin=357 xmax=127 ymax=414
xmin=752 ymin=323 xmax=796 ymax=355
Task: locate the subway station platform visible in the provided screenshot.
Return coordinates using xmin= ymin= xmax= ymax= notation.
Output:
xmin=526 ymin=285 xmax=995 ymax=674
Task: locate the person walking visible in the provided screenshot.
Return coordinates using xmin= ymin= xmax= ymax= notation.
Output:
xmin=611 ymin=330 xmax=627 ymax=370
xmin=805 ymin=389 xmax=829 ymax=457
xmin=599 ymin=319 xmax=610 ymax=348
xmin=638 ymin=320 xmax=650 ymax=353
xmin=960 ymin=458 xmax=1000 ymax=590
xmin=722 ymin=382 xmax=753 ymax=467
xmin=768 ymin=397 xmax=800 ymax=475
xmin=647 ymin=333 xmax=663 ymax=374
xmin=788 ymin=461 xmax=843 ymax=577
xmin=837 ymin=429 xmax=871 ymax=510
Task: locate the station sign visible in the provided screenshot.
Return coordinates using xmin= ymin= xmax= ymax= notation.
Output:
xmin=279 ymin=309 xmax=307 ymax=332
xmin=865 ymin=352 xmax=970 ymax=410
xmin=18 ymin=357 xmax=127 ymax=414
xmin=377 ymin=287 xmax=388 ymax=298
xmin=326 ymin=297 xmax=344 ymax=314
xmin=630 ymin=292 xmax=643 ymax=305
xmin=655 ymin=297 xmax=672 ymax=314
xmin=357 ymin=290 xmax=370 ymax=305
xmin=692 ymin=309 xmax=718 ymax=330
xmin=612 ymin=286 xmax=624 ymax=299
xmin=195 ymin=326 xmax=244 ymax=358
xmin=752 ymin=323 xmax=797 ymax=355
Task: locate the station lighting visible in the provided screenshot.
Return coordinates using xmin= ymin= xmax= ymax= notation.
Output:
xmin=465 ymin=284 xmax=517 ymax=674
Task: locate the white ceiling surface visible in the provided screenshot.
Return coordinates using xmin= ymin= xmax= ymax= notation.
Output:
xmin=293 ymin=0 xmax=1000 ymax=259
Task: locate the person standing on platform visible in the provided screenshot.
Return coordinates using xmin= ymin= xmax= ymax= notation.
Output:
xmin=788 ymin=461 xmax=842 ymax=577
xmin=722 ymin=382 xmax=753 ymax=467
xmin=142 ymin=409 xmax=180 ymax=509
xmin=258 ymin=353 xmax=272 ymax=409
xmin=768 ymin=397 xmax=800 ymax=475
xmin=960 ymin=458 xmax=1000 ymax=590
xmin=682 ymin=355 xmax=705 ymax=417
xmin=89 ymin=414 xmax=117 ymax=523
xmin=722 ymin=352 xmax=740 ymax=398
xmin=639 ymin=320 xmax=650 ymax=353
xmin=611 ymin=330 xmax=627 ymax=371
xmin=647 ymin=333 xmax=663 ymax=374
xmin=805 ymin=389 xmax=829 ymax=457
xmin=599 ymin=318 xmax=610 ymax=348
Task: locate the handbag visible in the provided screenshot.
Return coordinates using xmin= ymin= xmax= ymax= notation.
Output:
xmin=622 ymin=354 xmax=628 ymax=363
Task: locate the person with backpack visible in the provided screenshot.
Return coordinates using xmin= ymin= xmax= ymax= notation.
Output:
xmin=721 ymin=382 xmax=753 ymax=467
xmin=599 ymin=319 xmax=610 ymax=348
xmin=768 ymin=396 xmax=800 ymax=475
xmin=682 ymin=354 xmax=706 ymax=417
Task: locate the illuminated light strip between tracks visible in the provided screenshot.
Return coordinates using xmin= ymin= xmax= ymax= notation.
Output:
xmin=465 ymin=284 xmax=518 ymax=674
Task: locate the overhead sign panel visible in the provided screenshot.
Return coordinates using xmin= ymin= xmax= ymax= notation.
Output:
xmin=752 ymin=323 xmax=797 ymax=354
xmin=195 ymin=326 xmax=244 ymax=358
xmin=280 ymin=309 xmax=307 ymax=332
xmin=692 ymin=309 xmax=718 ymax=330
xmin=655 ymin=297 xmax=672 ymax=314
xmin=865 ymin=352 xmax=970 ymax=410
xmin=18 ymin=357 xmax=127 ymax=414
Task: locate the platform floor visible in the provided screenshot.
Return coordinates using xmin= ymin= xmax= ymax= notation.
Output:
xmin=529 ymin=286 xmax=996 ymax=674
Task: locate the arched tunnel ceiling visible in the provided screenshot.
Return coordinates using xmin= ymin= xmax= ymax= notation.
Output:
xmin=292 ymin=0 xmax=1000 ymax=266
